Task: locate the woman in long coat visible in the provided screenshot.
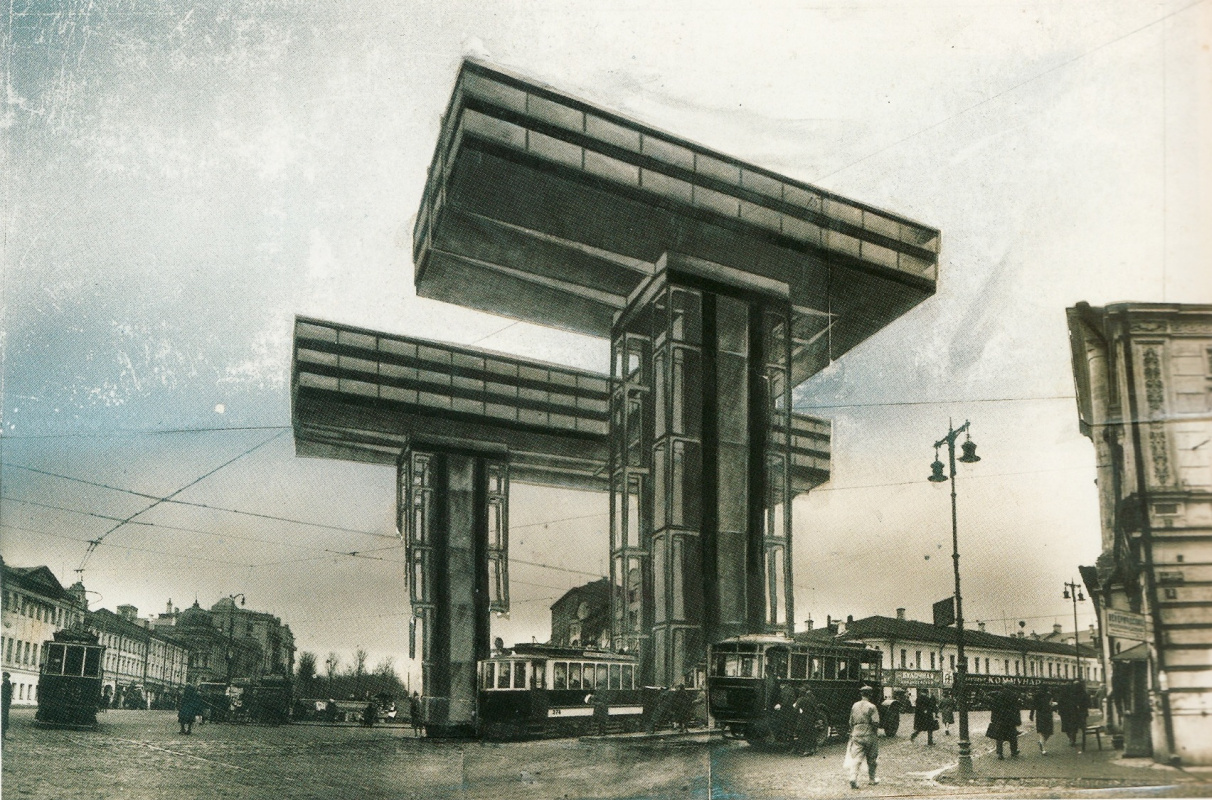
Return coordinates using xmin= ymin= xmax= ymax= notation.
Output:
xmin=1029 ymin=688 xmax=1055 ymax=754
xmin=986 ymin=688 xmax=1021 ymax=759
xmin=1057 ymin=680 xmax=1089 ymax=748
xmin=178 ymin=684 xmax=203 ymax=735
xmin=910 ymin=690 xmax=939 ymax=745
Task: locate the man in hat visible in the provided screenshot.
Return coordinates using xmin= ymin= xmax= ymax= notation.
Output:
xmin=846 ymin=685 xmax=881 ymax=789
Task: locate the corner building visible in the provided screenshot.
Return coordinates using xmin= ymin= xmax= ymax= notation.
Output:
xmin=1068 ymin=302 xmax=1212 ymax=765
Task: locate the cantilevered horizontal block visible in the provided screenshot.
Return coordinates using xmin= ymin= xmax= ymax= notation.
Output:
xmin=413 ymin=60 xmax=939 ymax=386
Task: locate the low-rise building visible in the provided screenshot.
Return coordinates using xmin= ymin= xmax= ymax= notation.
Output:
xmin=86 ymin=606 xmax=189 ymax=708
xmin=831 ymin=609 xmax=1101 ymax=703
xmin=0 ymin=560 xmax=88 ymax=706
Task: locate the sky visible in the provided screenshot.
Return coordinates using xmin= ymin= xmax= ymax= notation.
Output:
xmin=2 ymin=0 xmax=1209 ymax=683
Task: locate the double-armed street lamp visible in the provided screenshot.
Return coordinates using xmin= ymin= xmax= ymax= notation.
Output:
xmin=1063 ymin=580 xmax=1085 ymax=681
xmin=928 ymin=419 xmax=981 ymax=774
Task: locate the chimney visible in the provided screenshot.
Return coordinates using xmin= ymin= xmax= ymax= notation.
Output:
xmin=978 ymin=622 xmax=986 ymax=632
xmin=117 ymin=605 xmax=138 ymax=622
xmin=1053 ymin=623 xmax=1063 ymax=635
xmin=847 ymin=615 xmax=854 ymax=624
xmin=896 ymin=608 xmax=906 ymax=621
xmin=804 ymin=617 xmax=814 ymax=631
xmin=166 ymin=599 xmax=174 ymax=615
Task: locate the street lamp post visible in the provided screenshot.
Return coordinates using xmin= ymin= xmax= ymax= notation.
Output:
xmin=929 ymin=419 xmax=981 ymax=774
xmin=1063 ymin=580 xmax=1085 ymax=681
xmin=224 ymin=593 xmax=246 ymax=684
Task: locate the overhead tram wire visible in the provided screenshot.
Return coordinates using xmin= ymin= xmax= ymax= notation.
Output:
xmin=0 ymin=424 xmax=291 ymax=440
xmin=3 ymin=462 xmax=396 ymax=540
xmin=791 ymin=395 xmax=1075 ymax=412
xmin=74 ymin=431 xmax=286 ymax=576
xmin=1 ymin=495 xmax=404 ymax=559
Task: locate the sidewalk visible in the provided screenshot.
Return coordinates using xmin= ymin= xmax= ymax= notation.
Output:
xmin=936 ymin=730 xmax=1212 ymax=792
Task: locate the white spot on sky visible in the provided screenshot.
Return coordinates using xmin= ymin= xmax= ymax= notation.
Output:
xmin=214 ymin=404 xmax=226 ymax=414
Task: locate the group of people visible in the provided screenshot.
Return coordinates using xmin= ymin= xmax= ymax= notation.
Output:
xmin=987 ymin=680 xmax=1092 ymax=758
xmin=844 ymin=680 xmax=1093 ymax=788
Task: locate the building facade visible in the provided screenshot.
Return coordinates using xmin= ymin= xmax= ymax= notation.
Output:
xmin=155 ymin=598 xmax=295 ymax=684
xmin=550 ymin=578 xmax=614 ymax=649
xmin=86 ymin=606 xmax=189 ymax=708
xmin=834 ymin=611 xmax=1101 ymax=703
xmin=1 ymin=561 xmax=89 ymax=706
xmin=1068 ymin=302 xmax=1212 ymax=765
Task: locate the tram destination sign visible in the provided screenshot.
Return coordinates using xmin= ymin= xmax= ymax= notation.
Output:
xmin=1106 ymin=609 xmax=1147 ymax=642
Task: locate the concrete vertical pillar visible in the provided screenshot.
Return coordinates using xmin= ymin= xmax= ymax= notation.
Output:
xmin=403 ymin=448 xmax=497 ymax=737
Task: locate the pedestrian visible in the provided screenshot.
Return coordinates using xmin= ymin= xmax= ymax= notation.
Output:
xmin=361 ymin=700 xmax=376 ymax=727
xmin=325 ymin=697 xmax=339 ymax=723
xmin=910 ymin=689 xmax=940 ymax=745
xmin=879 ymin=689 xmax=904 ymax=737
xmin=775 ymin=680 xmax=798 ymax=743
xmin=939 ymin=690 xmax=955 ymax=736
xmin=1029 ymin=688 xmax=1055 ymax=754
xmin=844 ymin=685 xmax=881 ymax=789
xmin=1057 ymin=680 xmax=1088 ymax=750
xmin=793 ymin=685 xmax=821 ymax=756
xmin=986 ymin=687 xmax=1021 ymax=759
xmin=408 ymin=691 xmax=422 ymax=737
xmin=178 ymin=682 xmax=202 ymax=735
xmin=2 ymin=672 xmax=12 ymax=739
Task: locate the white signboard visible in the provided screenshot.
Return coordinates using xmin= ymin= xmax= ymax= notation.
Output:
xmin=1106 ymin=609 xmax=1147 ymax=642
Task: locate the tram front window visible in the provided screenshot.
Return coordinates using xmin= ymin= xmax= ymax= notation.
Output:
xmin=64 ymin=646 xmax=84 ymax=677
xmin=483 ymin=662 xmax=496 ymax=689
xmin=498 ymin=661 xmax=511 ymax=689
xmin=596 ymin=664 xmax=608 ymax=690
xmin=532 ymin=662 xmax=546 ymax=689
xmin=610 ymin=664 xmax=621 ymax=689
xmin=44 ymin=644 xmax=65 ymax=675
xmin=553 ymin=662 xmax=568 ymax=690
xmin=513 ymin=662 xmax=526 ymax=689
xmin=83 ymin=647 xmax=101 ymax=677
xmin=569 ymin=663 xmax=582 ymax=689
xmin=622 ymin=664 xmax=633 ymax=688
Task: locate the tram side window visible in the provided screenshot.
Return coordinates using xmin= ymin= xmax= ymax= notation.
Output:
xmin=610 ymin=663 xmax=621 ymax=689
xmin=810 ymin=657 xmax=822 ymax=679
xmin=740 ymin=656 xmax=755 ymax=678
xmin=44 ymin=644 xmax=65 ymax=675
xmin=569 ymin=662 xmax=582 ymax=690
xmin=836 ymin=659 xmax=849 ymax=681
xmin=483 ymin=662 xmax=496 ymax=689
xmin=790 ymin=653 xmax=808 ymax=680
xmin=622 ymin=664 xmax=634 ymax=689
xmin=513 ymin=661 xmax=526 ymax=689
xmin=64 ymin=646 xmax=85 ymax=677
xmin=553 ymin=662 xmax=568 ymax=690
xmin=84 ymin=647 xmax=101 ymax=678
xmin=822 ymin=657 xmax=837 ymax=680
xmin=498 ymin=661 xmax=512 ymax=689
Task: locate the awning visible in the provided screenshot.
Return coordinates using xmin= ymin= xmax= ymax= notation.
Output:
xmin=1111 ymin=642 xmax=1149 ymax=662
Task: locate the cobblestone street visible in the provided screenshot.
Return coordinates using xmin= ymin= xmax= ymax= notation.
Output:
xmin=3 ymin=709 xmax=1209 ymax=799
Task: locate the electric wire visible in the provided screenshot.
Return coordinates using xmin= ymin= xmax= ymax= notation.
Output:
xmin=75 ymin=431 xmax=286 ymax=574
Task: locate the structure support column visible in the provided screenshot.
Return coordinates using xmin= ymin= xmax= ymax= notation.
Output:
xmin=403 ymin=447 xmax=507 ymax=736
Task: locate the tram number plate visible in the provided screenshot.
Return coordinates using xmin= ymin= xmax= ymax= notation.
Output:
xmin=548 ymin=707 xmax=594 ymax=717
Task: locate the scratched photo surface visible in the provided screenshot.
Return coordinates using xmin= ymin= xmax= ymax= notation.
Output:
xmin=1 ymin=1 xmax=1209 ymax=798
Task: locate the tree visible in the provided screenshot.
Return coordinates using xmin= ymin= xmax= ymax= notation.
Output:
xmin=297 ymin=651 xmax=317 ymax=694
xmin=352 ymin=647 xmax=369 ymax=698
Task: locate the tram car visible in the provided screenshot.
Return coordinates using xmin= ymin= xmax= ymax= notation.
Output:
xmin=477 ymin=643 xmax=647 ymax=739
xmin=707 ymin=634 xmax=883 ymax=746
xmin=35 ymin=627 xmax=106 ymax=728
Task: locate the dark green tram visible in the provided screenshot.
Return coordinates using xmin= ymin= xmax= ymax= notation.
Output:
xmin=477 ymin=643 xmax=647 ymax=739
xmin=35 ymin=628 xmax=106 ymax=728
xmin=707 ymin=634 xmax=883 ymax=746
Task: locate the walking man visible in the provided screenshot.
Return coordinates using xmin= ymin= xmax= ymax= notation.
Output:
xmin=987 ymin=687 xmax=1021 ymax=759
xmin=939 ymin=691 xmax=955 ymax=736
xmin=2 ymin=672 xmax=12 ymax=739
xmin=910 ymin=689 xmax=939 ymax=745
xmin=845 ymin=685 xmax=881 ymax=789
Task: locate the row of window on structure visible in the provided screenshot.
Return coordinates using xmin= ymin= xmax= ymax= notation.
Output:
xmin=481 ymin=660 xmax=638 ymax=692
xmin=890 ymin=649 xmax=1101 ymax=682
xmin=3 ymin=635 xmax=185 ymax=681
xmin=2 ymin=592 xmax=79 ymax=627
